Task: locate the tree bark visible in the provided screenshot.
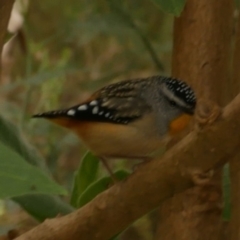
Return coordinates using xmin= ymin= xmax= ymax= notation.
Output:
xmin=15 ymin=94 xmax=240 ymax=240
xmin=0 ymin=0 xmax=14 ymax=73
xmin=172 ymin=0 xmax=233 ymax=106
xmin=155 ymin=0 xmax=233 ymax=240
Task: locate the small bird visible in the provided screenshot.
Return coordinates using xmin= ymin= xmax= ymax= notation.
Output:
xmin=33 ymin=75 xmax=196 ymax=178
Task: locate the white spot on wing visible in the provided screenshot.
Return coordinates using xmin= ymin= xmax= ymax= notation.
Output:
xmin=90 ymin=100 xmax=98 ymax=106
xmin=105 ymin=112 xmax=110 ymax=117
xmin=67 ymin=109 xmax=75 ymax=116
xmin=78 ymin=105 xmax=87 ymax=110
xmin=92 ymin=106 xmax=99 ymax=114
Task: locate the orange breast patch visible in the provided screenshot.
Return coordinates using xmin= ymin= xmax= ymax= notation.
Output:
xmin=169 ymin=114 xmax=192 ymax=135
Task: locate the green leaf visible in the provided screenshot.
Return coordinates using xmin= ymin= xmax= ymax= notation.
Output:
xmin=150 ymin=0 xmax=187 ymax=16
xmin=0 ymin=142 xmax=67 ymax=198
xmin=222 ymin=164 xmax=231 ymax=220
xmin=0 ymin=116 xmax=50 ymax=173
xmin=13 ymin=194 xmax=74 ymax=221
xmin=0 ymin=116 xmax=73 ymax=219
xmin=77 ymin=170 xmax=130 ymax=208
xmin=70 ymin=152 xmax=99 ymax=207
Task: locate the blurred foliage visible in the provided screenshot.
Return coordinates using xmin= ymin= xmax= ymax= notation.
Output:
xmin=150 ymin=0 xmax=187 ymax=16
xmin=0 ymin=141 xmax=67 ymax=198
xmin=222 ymin=164 xmax=231 ymax=221
xmin=236 ymin=0 xmax=240 ymax=8
xmin=0 ymin=115 xmax=73 ymax=220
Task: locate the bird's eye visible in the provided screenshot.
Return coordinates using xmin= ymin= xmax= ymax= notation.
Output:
xmin=169 ymin=100 xmax=177 ymax=107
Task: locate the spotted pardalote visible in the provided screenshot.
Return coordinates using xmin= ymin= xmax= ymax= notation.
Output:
xmin=33 ymin=75 xmax=196 ymax=177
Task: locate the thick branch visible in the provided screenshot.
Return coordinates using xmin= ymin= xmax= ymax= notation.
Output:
xmin=16 ymin=94 xmax=240 ymax=240
xmin=172 ymin=0 xmax=233 ymax=106
xmin=163 ymin=1 xmax=233 ymax=238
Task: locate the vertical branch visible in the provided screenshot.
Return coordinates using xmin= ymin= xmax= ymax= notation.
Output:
xmin=0 ymin=0 xmax=15 ymax=74
xmin=172 ymin=0 xmax=233 ymax=106
xmin=155 ymin=0 xmax=233 ymax=240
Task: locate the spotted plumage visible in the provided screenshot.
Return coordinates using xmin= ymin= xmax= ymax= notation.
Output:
xmin=33 ymin=76 xmax=196 ymax=126
xmin=34 ymin=97 xmax=142 ymax=125
xmin=163 ymin=77 xmax=196 ymax=109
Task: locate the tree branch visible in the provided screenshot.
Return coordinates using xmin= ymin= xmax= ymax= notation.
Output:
xmin=16 ymin=94 xmax=240 ymax=240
